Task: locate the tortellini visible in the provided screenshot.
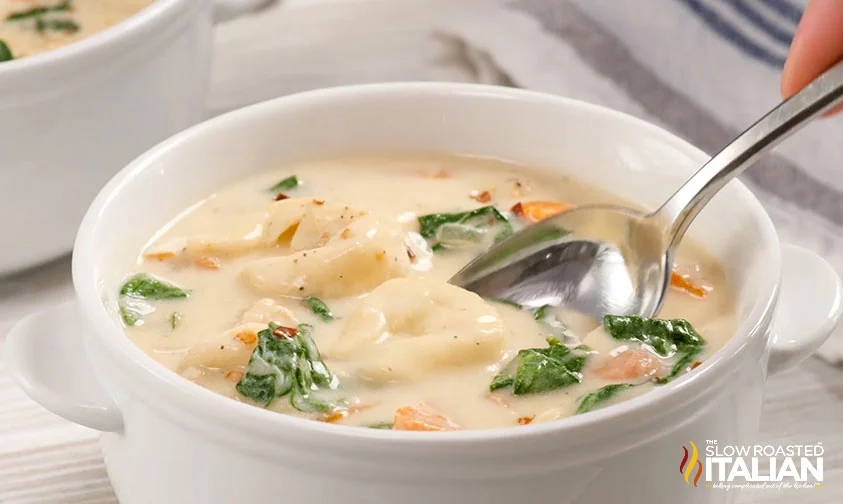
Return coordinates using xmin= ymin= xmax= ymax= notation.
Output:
xmin=179 ymin=299 xmax=298 ymax=372
xmin=145 ymin=211 xmax=268 ymax=259
xmin=331 ymin=277 xmax=506 ymax=383
xmin=277 ymin=200 xmax=368 ymax=252
xmin=243 ymin=208 xmax=411 ymax=298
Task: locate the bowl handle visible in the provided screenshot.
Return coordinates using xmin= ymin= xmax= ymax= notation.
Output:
xmin=213 ymin=0 xmax=275 ymax=23
xmin=767 ymin=244 xmax=843 ymax=374
xmin=3 ymin=301 xmax=123 ymax=433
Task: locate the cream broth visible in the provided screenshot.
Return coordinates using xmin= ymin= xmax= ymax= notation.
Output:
xmin=0 ymin=0 xmax=152 ymax=61
xmin=120 ymin=155 xmax=737 ymax=431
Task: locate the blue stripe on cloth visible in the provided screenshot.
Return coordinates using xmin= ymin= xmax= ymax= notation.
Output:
xmin=679 ymin=0 xmax=787 ymax=67
xmin=729 ymin=0 xmax=796 ymax=45
xmin=758 ymin=0 xmax=804 ymax=23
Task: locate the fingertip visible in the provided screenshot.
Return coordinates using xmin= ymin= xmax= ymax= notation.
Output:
xmin=781 ymin=0 xmax=843 ymax=99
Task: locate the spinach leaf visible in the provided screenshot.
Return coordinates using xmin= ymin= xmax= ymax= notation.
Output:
xmin=236 ymin=323 xmax=298 ymax=406
xmin=490 ymin=338 xmax=588 ymax=395
xmin=35 ymin=18 xmax=79 ymax=33
xmin=489 ymin=357 xmax=518 ymax=391
xmin=7 ymin=1 xmax=71 ymax=20
xmin=269 ymin=175 xmax=299 ymax=193
xmin=236 ymin=323 xmax=341 ymax=411
xmin=603 ymin=315 xmax=706 ymax=384
xmin=236 ymin=372 xmax=279 ymax=407
xmin=417 ymin=206 xmax=513 ymax=250
xmin=119 ymin=305 xmax=141 ymax=327
xmin=120 ymin=273 xmax=190 ymax=300
xmin=533 ymin=304 xmax=575 ymax=343
xmin=0 ymin=40 xmax=12 ymax=62
xmin=169 ymin=312 xmax=182 ymax=330
xmin=576 ymin=383 xmax=633 ymax=414
xmin=117 ymin=274 xmax=188 ymax=327
xmin=488 ymin=298 xmax=523 ymax=310
xmin=367 ymin=422 xmax=394 ymax=430
xmin=656 ymin=347 xmax=703 ymax=385
xmin=602 ymin=315 xmax=704 ymax=358
xmin=117 ymin=295 xmax=156 ymax=327
xmin=533 ymin=305 xmax=552 ymax=321
xmin=304 ymin=297 xmax=333 ymax=322
xmin=290 ymin=324 xmax=341 ymax=412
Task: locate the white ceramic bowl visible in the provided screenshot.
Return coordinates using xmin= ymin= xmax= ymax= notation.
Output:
xmin=0 ymin=0 xmax=270 ymax=275
xmin=5 ymin=84 xmax=842 ymax=504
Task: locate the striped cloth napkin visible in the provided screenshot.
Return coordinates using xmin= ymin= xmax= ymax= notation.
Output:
xmin=3 ymin=1 xmax=842 ymax=503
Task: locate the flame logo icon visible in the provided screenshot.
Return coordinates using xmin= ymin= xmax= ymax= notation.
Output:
xmin=680 ymin=441 xmax=703 ymax=487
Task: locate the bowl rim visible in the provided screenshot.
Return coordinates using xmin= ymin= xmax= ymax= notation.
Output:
xmin=72 ymin=82 xmax=781 ymax=447
xmin=0 ymin=0 xmax=184 ymax=77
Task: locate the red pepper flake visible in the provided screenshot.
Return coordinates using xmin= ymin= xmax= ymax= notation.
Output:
xmin=517 ymin=416 xmax=534 ymax=425
xmin=691 ymin=361 xmax=703 ymax=370
xmin=313 ymin=199 xmax=325 ymax=206
xmin=471 ymin=190 xmax=492 ymax=203
xmin=274 ymin=193 xmax=289 ymax=201
xmin=272 ymin=326 xmax=298 ymax=339
xmin=510 ymin=202 xmax=524 ymax=216
xmin=406 ymin=247 xmax=416 ymax=262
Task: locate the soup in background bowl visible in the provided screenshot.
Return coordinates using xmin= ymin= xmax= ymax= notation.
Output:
xmin=120 ymin=154 xmax=737 ymax=430
xmin=4 ymin=84 xmax=840 ymax=504
xmin=0 ymin=0 xmax=267 ymax=276
xmin=0 ymin=0 xmax=153 ymax=61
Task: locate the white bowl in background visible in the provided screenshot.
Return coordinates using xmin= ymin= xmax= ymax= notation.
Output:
xmin=5 ymin=83 xmax=842 ymax=504
xmin=0 ymin=0 xmax=271 ymax=275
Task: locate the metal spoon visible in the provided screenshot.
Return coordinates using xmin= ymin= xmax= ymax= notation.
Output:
xmin=450 ymin=59 xmax=843 ymax=321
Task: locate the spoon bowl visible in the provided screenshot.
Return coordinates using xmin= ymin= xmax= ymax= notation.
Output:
xmin=450 ymin=205 xmax=669 ymax=320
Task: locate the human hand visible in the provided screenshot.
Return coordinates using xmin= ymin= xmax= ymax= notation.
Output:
xmin=781 ymin=0 xmax=843 ymax=114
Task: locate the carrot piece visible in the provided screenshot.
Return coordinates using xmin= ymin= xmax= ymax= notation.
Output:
xmin=517 ymin=416 xmax=534 ymax=425
xmin=595 ymin=349 xmax=661 ymax=380
xmin=670 ymin=271 xmax=709 ymax=298
xmin=513 ymin=201 xmax=573 ymax=223
xmin=321 ymin=404 xmax=374 ymax=423
xmin=393 ymin=403 xmax=460 ymax=431
xmin=225 ymin=370 xmax=244 ymax=382
xmin=235 ymin=331 xmax=258 ymax=346
xmin=323 ymin=411 xmax=348 ymax=423
xmin=145 ymin=251 xmax=176 ymax=262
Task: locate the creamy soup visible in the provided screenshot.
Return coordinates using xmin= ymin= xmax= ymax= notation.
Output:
xmin=119 ymin=155 xmax=737 ymax=431
xmin=0 ymin=0 xmax=152 ymax=62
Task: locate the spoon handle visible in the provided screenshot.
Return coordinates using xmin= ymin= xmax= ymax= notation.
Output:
xmin=654 ymin=59 xmax=843 ymax=250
